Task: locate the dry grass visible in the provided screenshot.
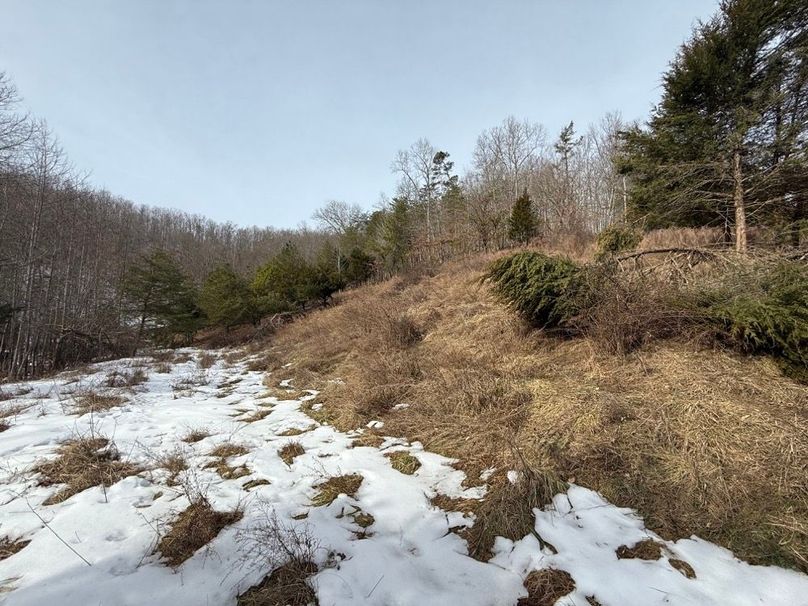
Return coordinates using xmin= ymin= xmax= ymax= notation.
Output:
xmin=350 ymin=432 xmax=385 ymax=449
xmin=386 ymin=451 xmax=421 ymax=475
xmin=464 ymin=468 xmax=566 ymax=561
xmin=278 ymin=426 xmax=314 ymax=437
xmin=0 ymin=420 xmax=9 ymax=432
xmin=616 ymin=539 xmax=663 ymax=560
xmin=152 ymin=447 xmax=190 ymax=485
xmin=71 ymin=393 xmax=127 ymax=416
xmin=204 ymin=443 xmax=251 ymax=479
xmin=154 ymin=362 xmax=172 ymax=373
xmin=265 ymin=249 xmax=808 ymax=571
xmin=278 ymin=442 xmax=305 ymax=465
xmin=36 ymin=435 xmax=141 ymax=504
xmin=236 ymin=507 xmax=319 ymax=606
xmin=181 ymin=428 xmax=211 ymax=443
xmin=243 ymin=478 xmax=271 ymax=491
xmin=241 ymin=409 xmax=273 ymax=423
xmin=639 ymin=226 xmax=725 ymax=250
xmin=209 ymin=443 xmax=249 ymax=458
xmin=104 ymin=368 xmax=147 ymax=388
xmin=0 ymin=537 xmax=31 ymax=561
xmin=518 ymin=569 xmax=576 ymax=606
xmin=157 ymin=498 xmax=242 ymax=567
xmin=198 ymin=352 xmax=217 ymax=369
xmin=311 ymin=474 xmax=363 ymax=507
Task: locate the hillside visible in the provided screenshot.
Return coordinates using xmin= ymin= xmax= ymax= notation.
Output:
xmin=266 ymin=250 xmax=808 ymax=572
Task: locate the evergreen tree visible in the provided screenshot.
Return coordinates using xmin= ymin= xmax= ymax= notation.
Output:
xmin=619 ymin=0 xmax=808 ymax=251
xmin=344 ymin=247 xmax=375 ymax=285
xmin=252 ymin=242 xmax=312 ymax=313
xmin=121 ymin=250 xmax=201 ymax=350
xmin=199 ymin=265 xmax=258 ymax=329
xmin=379 ymin=197 xmax=413 ymax=272
xmin=508 ymin=191 xmax=539 ymax=244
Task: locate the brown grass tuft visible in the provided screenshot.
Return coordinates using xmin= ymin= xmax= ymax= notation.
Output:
xmin=181 ymin=428 xmax=211 ymax=443
xmin=71 ymin=393 xmax=127 ymax=415
xmin=386 ymin=451 xmax=421 ymax=475
xmin=36 ymin=435 xmax=141 ymax=504
xmin=518 ymin=569 xmax=576 ymax=606
xmin=209 ymin=443 xmax=249 ymax=458
xmin=669 ymin=558 xmax=697 ymax=578
xmin=311 ymin=474 xmax=363 ymax=507
xmin=198 ymin=352 xmax=217 ymax=369
xmin=465 ymin=468 xmax=566 ymax=561
xmin=243 ymin=478 xmax=271 ymax=491
xmin=242 ymin=409 xmax=273 ymax=423
xmin=104 ymin=368 xmax=147 ymax=388
xmin=278 ymin=442 xmax=305 ymax=465
xmin=350 ymin=432 xmax=385 ymax=449
xmin=616 ymin=538 xmax=664 ymax=560
xmin=157 ymin=498 xmax=242 ymax=567
xmin=0 ymin=537 xmax=31 ymax=561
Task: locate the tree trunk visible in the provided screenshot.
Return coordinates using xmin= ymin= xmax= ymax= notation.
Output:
xmin=733 ymin=149 xmax=747 ymax=253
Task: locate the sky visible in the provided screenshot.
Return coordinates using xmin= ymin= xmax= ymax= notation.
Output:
xmin=0 ymin=0 xmax=719 ymax=229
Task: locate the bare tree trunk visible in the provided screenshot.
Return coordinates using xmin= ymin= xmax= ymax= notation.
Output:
xmin=733 ymin=149 xmax=747 ymax=253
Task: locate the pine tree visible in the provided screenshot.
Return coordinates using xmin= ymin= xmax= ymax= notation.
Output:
xmin=121 ymin=250 xmax=201 ymax=350
xmin=619 ymin=0 xmax=808 ymax=251
xmin=252 ymin=242 xmax=312 ymax=313
xmin=199 ymin=265 xmax=257 ymax=329
xmin=508 ymin=191 xmax=539 ymax=244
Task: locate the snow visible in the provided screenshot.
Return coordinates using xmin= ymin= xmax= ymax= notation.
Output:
xmin=1 ymin=350 xmax=806 ymax=606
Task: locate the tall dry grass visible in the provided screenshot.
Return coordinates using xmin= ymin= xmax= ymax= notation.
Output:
xmin=268 ymin=249 xmax=808 ymax=570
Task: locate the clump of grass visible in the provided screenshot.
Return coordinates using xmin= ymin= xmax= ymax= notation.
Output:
xmin=71 ymin=393 xmax=127 ymax=416
xmin=152 ymin=447 xmax=189 ymax=485
xmin=157 ymin=497 xmax=243 ymax=567
xmin=36 ymin=434 xmax=141 ymax=504
xmin=236 ymin=507 xmax=320 ymax=606
xmin=465 ymin=468 xmax=566 ymax=561
xmin=386 ymin=451 xmax=421 ymax=475
xmin=154 ymin=362 xmax=172 ymax=373
xmin=279 ymin=442 xmax=305 ymax=465
xmin=350 ymin=432 xmax=385 ymax=449
xmin=171 ymin=372 xmax=209 ymax=392
xmin=205 ymin=443 xmax=250 ymax=479
xmin=0 ymin=420 xmax=9 ymax=432
xmin=209 ymin=443 xmax=249 ymax=458
xmin=669 ymin=558 xmax=696 ymax=578
xmin=278 ymin=426 xmax=314 ymax=437
xmin=242 ymin=409 xmax=273 ymax=423
xmin=181 ymin=428 xmax=211 ymax=443
xmin=198 ymin=352 xmax=217 ymax=369
xmin=173 ymin=352 xmax=193 ymax=364
xmin=311 ymin=474 xmax=363 ymax=507
xmin=301 ymin=402 xmax=333 ymax=425
xmin=431 ymin=494 xmax=480 ymax=516
xmin=0 ymin=537 xmax=31 ymax=561
xmin=104 ymin=368 xmax=147 ymax=388
xmin=243 ymin=478 xmax=271 ymax=491
xmin=518 ymin=569 xmax=576 ymax=606
xmin=616 ymin=539 xmax=663 ymax=560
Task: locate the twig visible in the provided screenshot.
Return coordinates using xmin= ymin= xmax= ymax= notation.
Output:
xmin=18 ymin=493 xmax=92 ymax=566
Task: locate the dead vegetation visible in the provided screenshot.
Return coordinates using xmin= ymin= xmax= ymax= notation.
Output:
xmin=151 ymin=447 xmax=190 ymax=485
xmin=278 ymin=442 xmax=305 ymax=465
xmin=236 ymin=507 xmax=320 ymax=606
xmin=36 ymin=433 xmax=141 ymax=504
xmin=311 ymin=474 xmax=363 ymax=507
xmin=0 ymin=537 xmax=31 ymax=561
xmin=104 ymin=368 xmax=147 ymax=388
xmin=71 ymin=392 xmax=127 ymax=415
xmin=518 ymin=569 xmax=576 ymax=606
xmin=198 ymin=352 xmax=217 ymax=369
xmin=157 ymin=495 xmax=243 ymax=567
xmin=205 ymin=443 xmax=251 ymax=479
xmin=268 ymin=249 xmax=808 ymax=571
xmin=386 ymin=451 xmax=421 ymax=475
xmin=242 ymin=409 xmax=272 ymax=423
xmin=616 ymin=539 xmax=663 ymax=560
xmin=181 ymin=427 xmax=211 ymax=443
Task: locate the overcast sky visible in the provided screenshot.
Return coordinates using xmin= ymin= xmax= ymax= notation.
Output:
xmin=0 ymin=0 xmax=718 ymax=229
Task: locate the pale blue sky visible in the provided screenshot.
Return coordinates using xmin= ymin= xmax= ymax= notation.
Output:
xmin=0 ymin=1 xmax=718 ymax=228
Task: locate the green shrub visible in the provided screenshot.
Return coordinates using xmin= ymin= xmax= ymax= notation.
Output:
xmin=483 ymin=252 xmax=594 ymax=331
xmin=595 ymin=224 xmax=642 ymax=259
xmin=708 ymin=261 xmax=808 ymax=381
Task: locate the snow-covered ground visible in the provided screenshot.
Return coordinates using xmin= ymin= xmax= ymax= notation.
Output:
xmin=0 ymin=350 xmax=806 ymax=606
